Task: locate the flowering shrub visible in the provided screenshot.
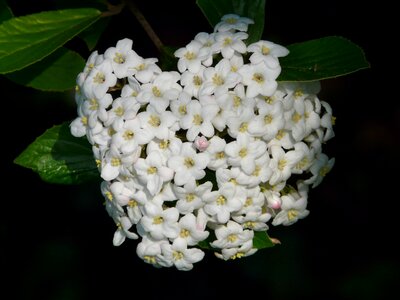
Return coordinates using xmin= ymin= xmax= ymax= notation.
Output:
xmin=71 ymin=14 xmax=336 ymax=270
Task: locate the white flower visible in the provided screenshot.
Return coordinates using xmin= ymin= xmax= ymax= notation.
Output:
xmin=319 ymin=100 xmax=336 ymax=142
xmin=146 ymin=131 xmax=182 ymax=163
xmin=130 ymin=56 xmax=162 ymax=83
xmin=247 ymin=40 xmax=289 ymax=69
xmin=79 ymin=50 xmax=104 ymax=81
xmin=168 ymin=142 xmax=210 ymax=186
xmin=138 ymin=106 xmax=177 ymax=140
xmin=272 ymin=194 xmax=309 ymax=226
xmin=226 ymin=106 xmax=256 ymax=138
xmin=161 ymin=238 xmax=205 ymax=271
xmin=176 ymin=213 xmax=209 ymax=245
xmin=126 ymin=189 xmax=148 ymax=224
xmin=81 ymin=93 xmax=112 ymax=123
xmin=304 ymin=153 xmax=335 ymax=188
xmin=268 ymin=145 xmax=304 ymax=185
xmin=137 ymin=71 xmax=182 ymax=113
xmin=233 ymin=210 xmax=271 ymax=231
xmin=203 ymin=182 xmax=244 ymax=223
xmin=139 ymin=201 xmax=180 ymax=240
xmin=134 ymin=151 xmax=174 ymax=196
xmin=100 ymin=145 xmax=139 ymax=181
xmin=83 ymin=59 xmax=117 ymax=99
xmin=205 ymin=136 xmax=228 ymax=170
xmin=175 ymin=40 xmax=211 ymax=73
xmin=239 ymin=61 xmax=279 ymax=98
xmin=200 ymin=59 xmax=241 ymax=97
xmin=174 ymin=180 xmax=212 ymax=214
xmin=225 ymin=134 xmax=267 ymax=175
xmin=170 ymin=90 xmax=192 ymax=122
xmin=233 ymin=186 xmax=265 ymax=215
xmin=104 ymin=96 xmax=140 ymax=131
xmin=291 ymin=142 xmax=314 ymax=174
xmin=180 ymin=99 xmax=219 ymax=141
xmin=211 ymin=220 xmax=253 ymax=249
xmin=214 ymin=14 xmax=254 ymax=32
xmin=113 ymin=216 xmax=139 ymax=246
xmin=136 ymin=235 xmax=170 ymax=267
xmin=248 ymin=99 xmax=285 ymax=140
xmin=104 ymin=38 xmax=140 ymax=78
xmin=213 ymin=31 xmax=248 ymax=58
xmin=111 ymin=118 xmax=152 ymax=154
xmin=215 ymin=239 xmax=257 ymax=260
xmin=268 ymin=129 xmax=296 ymax=150
xmin=236 ymin=154 xmax=272 ymax=187
xmin=180 ymin=66 xmax=206 ymax=98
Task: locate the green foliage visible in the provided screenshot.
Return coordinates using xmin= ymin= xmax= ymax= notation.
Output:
xmin=78 ymin=17 xmax=110 ymax=51
xmin=253 ymin=231 xmax=275 ymax=249
xmin=14 ymin=123 xmax=99 ymax=185
xmin=6 ymin=48 xmax=85 ymax=91
xmin=196 ymin=0 xmax=265 ymax=43
xmin=0 ymin=8 xmax=101 ymax=74
xmin=0 ymin=0 xmax=13 ymax=23
xmin=279 ymin=36 xmax=370 ymax=82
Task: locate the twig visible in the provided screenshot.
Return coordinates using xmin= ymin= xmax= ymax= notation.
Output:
xmin=124 ymin=0 xmax=164 ymax=52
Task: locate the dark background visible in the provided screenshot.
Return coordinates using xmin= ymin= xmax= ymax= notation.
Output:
xmin=2 ymin=0 xmax=398 ymax=299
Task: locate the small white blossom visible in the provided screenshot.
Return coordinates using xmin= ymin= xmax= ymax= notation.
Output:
xmin=214 ymin=14 xmax=254 ymax=33
xmin=175 ymin=40 xmax=211 ymax=73
xmin=161 ymin=238 xmax=205 ymax=271
xmin=203 ymin=183 xmax=244 ymax=223
xmin=272 ymin=194 xmax=309 ymax=226
xmin=211 ymin=220 xmax=254 ymax=249
xmin=134 ymin=151 xmax=174 ymax=195
xmin=168 ymin=142 xmax=210 ymax=186
xmin=139 ymin=201 xmax=180 ymax=240
xmin=174 ymin=180 xmax=212 ymax=214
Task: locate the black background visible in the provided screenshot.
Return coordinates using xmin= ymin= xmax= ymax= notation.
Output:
xmin=2 ymin=0 xmax=398 ymax=299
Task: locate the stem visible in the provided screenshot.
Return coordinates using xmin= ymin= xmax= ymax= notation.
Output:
xmin=125 ymin=0 xmax=164 ymax=52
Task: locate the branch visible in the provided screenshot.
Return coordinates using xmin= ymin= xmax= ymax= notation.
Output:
xmin=125 ymin=0 xmax=164 ymax=52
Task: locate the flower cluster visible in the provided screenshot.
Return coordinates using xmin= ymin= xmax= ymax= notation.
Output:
xmin=71 ymin=14 xmax=335 ymax=270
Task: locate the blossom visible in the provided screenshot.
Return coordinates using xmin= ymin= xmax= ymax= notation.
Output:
xmin=175 ymin=40 xmax=211 ymax=73
xmin=176 ymin=213 xmax=209 ymax=245
xmin=161 ymin=239 xmax=205 ymax=271
xmin=104 ymin=38 xmax=140 ymax=78
xmin=239 ymin=61 xmax=279 ymax=98
xmin=272 ymin=194 xmax=309 ymax=226
xmin=71 ymin=13 xmax=336 ymax=270
xmin=139 ymin=201 xmax=180 ymax=240
xmin=174 ymin=180 xmax=212 ymax=214
xmin=168 ymin=142 xmax=210 ymax=186
xmin=83 ymin=59 xmax=117 ymax=99
xmin=203 ymin=182 xmax=244 ymax=223
xmin=180 ymin=99 xmax=219 ymax=141
xmin=134 ymin=151 xmax=174 ymax=195
xmin=247 ymin=40 xmax=289 ymax=68
xmin=215 ymin=14 xmax=254 ymax=33
xmin=211 ymin=220 xmax=254 ymax=249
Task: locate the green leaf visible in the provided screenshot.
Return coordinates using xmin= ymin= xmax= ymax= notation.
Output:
xmin=0 ymin=0 xmax=13 ymax=23
xmin=196 ymin=0 xmax=265 ymax=44
xmin=159 ymin=45 xmax=179 ymax=71
xmin=253 ymin=231 xmax=275 ymax=249
xmin=14 ymin=122 xmax=99 ymax=185
xmin=78 ymin=17 xmax=110 ymax=50
xmin=6 ymin=47 xmax=85 ymax=91
xmin=0 ymin=8 xmax=101 ymax=74
xmin=279 ymin=36 xmax=370 ymax=82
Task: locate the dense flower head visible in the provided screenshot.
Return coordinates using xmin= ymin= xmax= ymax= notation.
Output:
xmin=71 ymin=14 xmax=335 ymax=270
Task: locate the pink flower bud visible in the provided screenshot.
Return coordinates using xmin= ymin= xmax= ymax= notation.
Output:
xmin=269 ymin=198 xmax=281 ymax=210
xmin=194 ymin=136 xmax=209 ymax=151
